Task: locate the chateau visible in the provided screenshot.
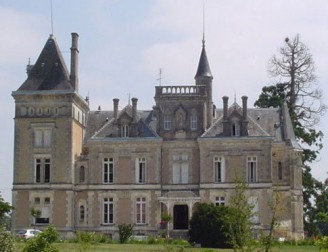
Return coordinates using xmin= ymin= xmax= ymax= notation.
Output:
xmin=12 ymin=33 xmax=304 ymax=239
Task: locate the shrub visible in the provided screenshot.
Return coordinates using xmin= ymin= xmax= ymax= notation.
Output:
xmin=315 ymin=236 xmax=328 ymax=251
xmin=23 ymin=225 xmax=59 ymax=252
xmin=0 ymin=228 xmax=15 ymax=252
xmin=189 ymin=203 xmax=231 ymax=248
xmin=118 ymin=223 xmax=134 ymax=244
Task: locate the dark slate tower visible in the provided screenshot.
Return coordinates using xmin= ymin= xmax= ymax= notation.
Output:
xmin=195 ymin=38 xmax=213 ymax=129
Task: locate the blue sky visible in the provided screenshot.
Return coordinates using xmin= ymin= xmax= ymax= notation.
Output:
xmin=1 ymin=0 xmax=328 ymax=203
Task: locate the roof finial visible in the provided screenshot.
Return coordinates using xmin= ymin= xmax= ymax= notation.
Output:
xmin=157 ymin=68 xmax=163 ymax=86
xmin=50 ymin=0 xmax=54 ymax=35
xmin=202 ymin=0 xmax=205 ymax=47
xmin=234 ymin=91 xmax=237 ymax=103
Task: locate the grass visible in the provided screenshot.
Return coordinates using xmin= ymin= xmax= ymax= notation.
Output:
xmin=14 ymin=242 xmax=319 ymax=252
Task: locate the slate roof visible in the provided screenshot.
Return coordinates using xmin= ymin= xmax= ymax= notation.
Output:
xmin=17 ymin=35 xmax=72 ymax=91
xmin=195 ymin=42 xmax=213 ymax=79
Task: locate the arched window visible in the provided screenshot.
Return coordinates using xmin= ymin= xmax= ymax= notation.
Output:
xmin=79 ymin=205 xmax=85 ymax=222
xmin=79 ymin=166 xmax=85 ymax=183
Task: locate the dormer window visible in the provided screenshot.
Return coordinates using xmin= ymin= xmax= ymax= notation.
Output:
xmin=232 ymin=122 xmax=240 ymax=136
xmin=190 ymin=113 xmax=197 ymax=130
xmin=121 ymin=124 xmax=129 ymax=137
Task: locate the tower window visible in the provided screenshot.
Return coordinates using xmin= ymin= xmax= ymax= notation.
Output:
xmin=164 ymin=115 xmax=172 ymax=130
xmin=35 ymin=157 xmax=51 ymax=183
xmin=79 ymin=166 xmax=85 ymax=183
xmin=190 ymin=114 xmax=197 ymax=130
xmin=79 ymin=205 xmax=85 ymax=222
xmin=34 ymin=129 xmax=52 ymax=148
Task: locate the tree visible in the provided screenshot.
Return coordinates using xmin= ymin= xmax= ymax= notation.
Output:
xmin=254 ymin=34 xmax=326 ymax=235
xmin=30 ymin=207 xmax=41 ymax=230
xmin=189 ymin=203 xmax=231 ymax=248
xmin=0 ymin=193 xmax=13 ymax=229
xmin=226 ymin=177 xmax=254 ymax=251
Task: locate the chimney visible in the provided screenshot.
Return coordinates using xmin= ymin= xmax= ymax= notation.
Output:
xmin=241 ymin=96 xmax=249 ymax=136
xmin=132 ymin=97 xmax=138 ymax=122
xmin=223 ymin=96 xmax=229 ymax=120
xmin=113 ymin=98 xmax=119 ymax=120
xmin=242 ymin=96 xmax=248 ymax=120
xmin=70 ymin=32 xmax=79 ymax=91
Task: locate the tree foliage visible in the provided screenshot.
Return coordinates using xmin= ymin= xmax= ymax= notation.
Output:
xmin=23 ymin=225 xmax=59 ymax=252
xmin=254 ymin=34 xmax=326 ymax=235
xmin=189 ymin=203 xmax=231 ymax=248
xmin=0 ymin=193 xmax=13 ymax=221
xmin=118 ymin=223 xmax=134 ymax=244
xmin=226 ymin=178 xmax=254 ymax=251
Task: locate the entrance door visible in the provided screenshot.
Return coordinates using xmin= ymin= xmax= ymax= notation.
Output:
xmin=173 ymin=205 xmax=188 ymax=230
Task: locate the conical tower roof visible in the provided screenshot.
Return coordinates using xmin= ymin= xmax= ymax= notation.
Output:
xmin=195 ymin=40 xmax=213 ymax=79
xmin=17 ymin=35 xmax=72 ymax=91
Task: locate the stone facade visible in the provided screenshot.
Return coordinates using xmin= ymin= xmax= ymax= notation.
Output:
xmin=12 ymin=33 xmax=304 ymax=240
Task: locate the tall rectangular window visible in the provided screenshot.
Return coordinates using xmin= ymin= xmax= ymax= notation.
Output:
xmin=136 ymin=157 xmax=146 ymax=183
xmin=121 ymin=124 xmax=129 ymax=137
xmin=190 ymin=114 xmax=197 ymax=130
xmin=136 ymin=197 xmax=146 ymax=224
xmin=34 ymin=129 xmax=52 ymax=148
xmin=103 ymin=198 xmax=114 ymax=224
xmin=172 ymin=154 xmax=189 ymax=184
xmin=103 ymin=158 xmax=114 ymax=183
xmin=214 ymin=156 xmax=225 ymax=182
xmin=35 ymin=157 xmax=51 ymax=183
xmin=247 ymin=156 xmax=257 ymax=182
xmin=164 ymin=115 xmax=172 ymax=130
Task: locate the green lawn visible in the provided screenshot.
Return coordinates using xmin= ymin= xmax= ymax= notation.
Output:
xmin=15 ymin=242 xmax=319 ymax=252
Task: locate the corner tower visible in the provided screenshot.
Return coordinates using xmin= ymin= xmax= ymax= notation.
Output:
xmin=12 ymin=33 xmax=89 ymax=234
xmin=195 ymin=39 xmax=213 ymax=128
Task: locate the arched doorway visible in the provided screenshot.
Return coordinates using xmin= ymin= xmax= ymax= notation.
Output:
xmin=173 ymin=205 xmax=188 ymax=230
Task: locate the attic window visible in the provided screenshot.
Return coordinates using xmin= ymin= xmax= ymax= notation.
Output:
xmin=232 ymin=123 xmax=240 ymax=136
xmin=121 ymin=124 xmax=129 ymax=138
xmin=41 ymin=63 xmax=45 ymax=67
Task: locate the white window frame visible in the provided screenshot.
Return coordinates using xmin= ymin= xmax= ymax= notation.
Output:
xmin=247 ymin=156 xmax=257 ymax=183
xmin=215 ymin=196 xmax=226 ymax=206
xmin=172 ymin=154 xmax=189 ymax=184
xmin=103 ymin=198 xmax=114 ymax=225
xmin=34 ymin=128 xmax=52 ymax=148
xmin=135 ymin=157 xmax=146 ymax=184
xmin=232 ymin=122 xmax=240 ymax=136
xmin=35 ymin=156 xmax=51 ymax=183
xmin=103 ymin=158 xmax=114 ymax=184
xmin=214 ymin=156 xmax=225 ymax=183
xmin=121 ymin=124 xmax=129 ymax=137
xmin=135 ymin=197 xmax=146 ymax=225
xmin=164 ymin=114 xmax=172 ymax=130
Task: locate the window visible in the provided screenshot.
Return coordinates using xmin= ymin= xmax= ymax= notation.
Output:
xmin=34 ymin=129 xmax=52 ymax=147
xmin=135 ymin=157 xmax=146 ymax=184
xmin=121 ymin=124 xmax=129 ymax=137
xmin=34 ymin=197 xmax=40 ymax=204
xmin=172 ymin=154 xmax=189 ymax=184
xmin=136 ymin=197 xmax=146 ymax=224
xmin=248 ymin=197 xmax=259 ymax=223
xmin=278 ymin=162 xmax=283 ymax=180
xmin=103 ymin=198 xmax=114 ymax=224
xmin=79 ymin=205 xmax=85 ymax=222
xmin=164 ymin=115 xmax=172 ymax=130
xmin=79 ymin=166 xmax=85 ymax=183
xmin=103 ymin=158 xmax=114 ymax=183
xmin=214 ymin=156 xmax=225 ymax=182
xmin=215 ymin=196 xmax=225 ymax=206
xmin=247 ymin=156 xmax=257 ymax=182
xmin=44 ymin=197 xmax=50 ymax=204
xmin=190 ymin=114 xmax=197 ymax=130
xmin=35 ymin=207 xmax=49 ymax=224
xmin=35 ymin=157 xmax=51 ymax=183
xmin=232 ymin=123 xmax=240 ymax=136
